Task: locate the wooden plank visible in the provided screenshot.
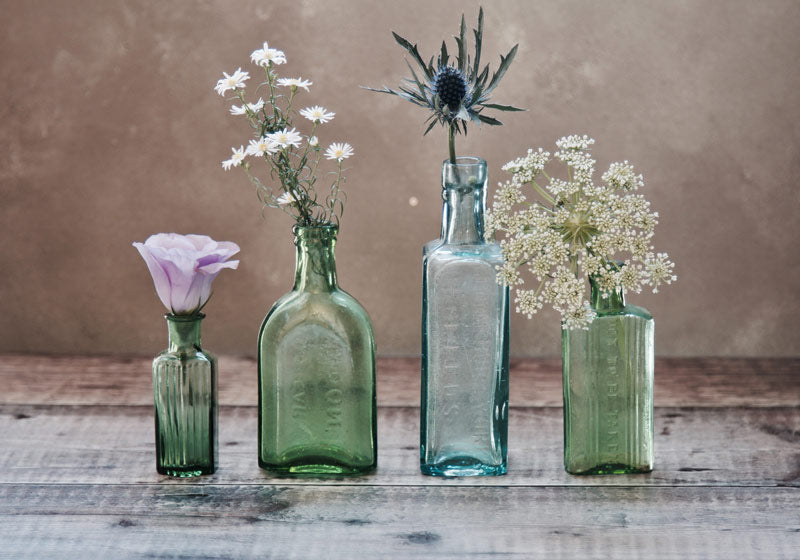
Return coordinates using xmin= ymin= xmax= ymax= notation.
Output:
xmin=0 ymin=354 xmax=798 ymax=407
xmin=0 ymin=484 xmax=797 ymax=559
xmin=1 ymin=404 xmax=797 ymax=488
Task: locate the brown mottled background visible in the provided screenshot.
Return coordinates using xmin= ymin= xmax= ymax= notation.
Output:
xmin=2 ymin=0 xmax=799 ymax=357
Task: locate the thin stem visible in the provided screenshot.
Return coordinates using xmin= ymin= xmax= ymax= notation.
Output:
xmin=530 ymin=180 xmax=557 ymax=206
xmin=448 ymin=123 xmax=456 ymax=163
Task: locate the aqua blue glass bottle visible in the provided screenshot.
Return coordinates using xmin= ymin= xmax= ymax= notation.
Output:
xmin=258 ymin=225 xmax=377 ymax=476
xmin=152 ymin=313 xmax=217 ymax=477
xmin=421 ymin=157 xmax=510 ymax=476
xmin=562 ymin=277 xmax=654 ymax=474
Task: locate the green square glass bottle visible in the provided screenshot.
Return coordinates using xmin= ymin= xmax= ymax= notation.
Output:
xmin=152 ymin=313 xmax=217 ymax=477
xmin=421 ymin=157 xmax=510 ymax=476
xmin=258 ymin=225 xmax=377 ymax=475
xmin=562 ymin=277 xmax=654 ymax=475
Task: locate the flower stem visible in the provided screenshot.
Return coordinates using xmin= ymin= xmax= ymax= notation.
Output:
xmin=448 ymin=124 xmax=456 ymax=163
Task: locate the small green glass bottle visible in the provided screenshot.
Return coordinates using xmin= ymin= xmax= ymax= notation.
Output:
xmin=562 ymin=277 xmax=654 ymax=475
xmin=152 ymin=313 xmax=217 ymax=477
xmin=258 ymin=225 xmax=377 ymax=476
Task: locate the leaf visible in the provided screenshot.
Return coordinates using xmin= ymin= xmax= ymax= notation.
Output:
xmin=423 ymin=119 xmax=439 ymax=135
xmin=472 ymin=7 xmax=484 ymax=78
xmin=484 ymin=43 xmax=518 ymax=96
xmin=405 ymin=59 xmax=428 ymax=98
xmin=362 ymin=85 xmax=427 ymax=107
xmin=440 ymin=40 xmax=449 ymax=67
xmin=457 ymin=13 xmax=467 ymax=72
xmin=392 ymin=31 xmax=433 ymax=80
xmin=477 ymin=113 xmax=503 ymax=125
xmin=480 ymin=102 xmax=526 ymax=112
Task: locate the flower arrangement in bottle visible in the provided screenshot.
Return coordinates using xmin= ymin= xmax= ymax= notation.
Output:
xmin=216 ymin=43 xmax=376 ymax=476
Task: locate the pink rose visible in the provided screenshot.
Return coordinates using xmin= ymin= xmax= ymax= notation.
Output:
xmin=133 ymin=233 xmax=240 ymax=315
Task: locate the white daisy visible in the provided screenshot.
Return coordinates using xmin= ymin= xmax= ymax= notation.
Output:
xmin=230 ymin=99 xmax=264 ymax=116
xmin=250 ymin=42 xmax=286 ymax=66
xmin=325 ymin=142 xmax=354 ymax=161
xmin=214 ymin=68 xmax=250 ymax=96
xmin=246 ymin=137 xmax=277 ymax=157
xmin=221 ymin=146 xmax=246 ymax=170
xmin=299 ymin=106 xmax=335 ymax=124
xmin=266 ymin=127 xmax=303 ymax=149
xmin=276 ymin=191 xmax=296 ymax=206
xmin=277 ymin=77 xmax=312 ymax=91
xmin=308 ymin=136 xmax=319 ymax=147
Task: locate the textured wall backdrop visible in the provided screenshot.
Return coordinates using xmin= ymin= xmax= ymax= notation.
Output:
xmin=2 ymin=0 xmax=799 ymax=357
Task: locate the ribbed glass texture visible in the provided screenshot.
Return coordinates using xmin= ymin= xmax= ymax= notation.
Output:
xmin=421 ymin=157 xmax=510 ymax=476
xmin=562 ymin=279 xmax=654 ymax=475
xmin=152 ymin=314 xmax=217 ymax=477
xmin=258 ymin=225 xmax=377 ymax=476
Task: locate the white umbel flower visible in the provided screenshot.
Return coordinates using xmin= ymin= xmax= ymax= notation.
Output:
xmin=266 ymin=127 xmax=302 ymax=149
xmin=325 ymin=142 xmax=354 ymax=161
xmin=246 ymin=137 xmax=277 ymax=157
xmin=221 ymin=146 xmax=246 ymax=170
xmin=214 ymin=68 xmax=250 ymax=96
xmin=277 ymin=77 xmax=312 ymax=91
xmin=250 ymin=42 xmax=286 ymax=66
xmin=299 ymin=106 xmax=335 ymax=124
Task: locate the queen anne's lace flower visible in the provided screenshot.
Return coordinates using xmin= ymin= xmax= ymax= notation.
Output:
xmin=488 ymin=135 xmax=676 ymax=329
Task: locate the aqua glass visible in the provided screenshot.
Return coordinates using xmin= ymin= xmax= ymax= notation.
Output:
xmin=562 ymin=277 xmax=654 ymax=475
xmin=421 ymin=157 xmax=510 ymax=476
xmin=258 ymin=225 xmax=377 ymax=476
xmin=152 ymin=313 xmax=217 ymax=477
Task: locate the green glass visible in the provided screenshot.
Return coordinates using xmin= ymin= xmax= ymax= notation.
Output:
xmin=258 ymin=225 xmax=377 ymax=475
xmin=152 ymin=313 xmax=217 ymax=477
xmin=562 ymin=278 xmax=654 ymax=475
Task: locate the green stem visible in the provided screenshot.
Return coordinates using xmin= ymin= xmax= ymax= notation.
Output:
xmin=448 ymin=124 xmax=456 ymax=163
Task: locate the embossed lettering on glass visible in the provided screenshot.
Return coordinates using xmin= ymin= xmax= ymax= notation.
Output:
xmin=562 ymin=277 xmax=654 ymax=474
xmin=258 ymin=225 xmax=377 ymax=475
xmin=421 ymin=157 xmax=510 ymax=476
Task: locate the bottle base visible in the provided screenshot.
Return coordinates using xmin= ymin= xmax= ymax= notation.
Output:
xmin=565 ymin=462 xmax=653 ymax=475
xmin=157 ymin=465 xmax=215 ymax=478
xmin=259 ymin=457 xmax=376 ymax=477
xmin=421 ymin=456 xmax=507 ymax=477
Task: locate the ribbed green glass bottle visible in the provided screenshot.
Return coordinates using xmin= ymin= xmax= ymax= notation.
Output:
xmin=258 ymin=225 xmax=377 ymax=475
xmin=152 ymin=314 xmax=217 ymax=477
xmin=562 ymin=277 xmax=654 ymax=475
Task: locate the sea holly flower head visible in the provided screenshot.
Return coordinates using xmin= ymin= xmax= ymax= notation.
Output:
xmin=365 ymin=7 xmax=524 ymax=163
xmin=133 ymin=234 xmax=239 ymax=316
xmin=487 ymin=135 xmax=677 ymax=329
xmin=215 ymin=41 xmax=351 ymax=226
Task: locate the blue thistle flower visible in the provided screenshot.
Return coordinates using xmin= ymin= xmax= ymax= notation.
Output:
xmin=365 ymin=7 xmax=525 ymax=162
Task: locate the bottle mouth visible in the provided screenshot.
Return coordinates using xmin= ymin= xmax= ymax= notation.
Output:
xmin=442 ymin=156 xmax=486 ymax=168
xmin=165 ymin=313 xmax=205 ymax=322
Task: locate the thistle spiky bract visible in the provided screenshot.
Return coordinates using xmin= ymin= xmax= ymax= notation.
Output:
xmin=365 ymin=7 xmax=524 ymax=163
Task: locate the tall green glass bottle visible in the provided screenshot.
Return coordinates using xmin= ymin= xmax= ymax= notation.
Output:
xmin=562 ymin=277 xmax=654 ymax=475
xmin=152 ymin=313 xmax=217 ymax=477
xmin=258 ymin=225 xmax=377 ymax=475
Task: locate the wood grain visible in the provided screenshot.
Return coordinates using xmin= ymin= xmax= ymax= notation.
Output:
xmin=1 ymin=354 xmax=798 ymax=407
xmin=1 ymin=405 xmax=797 ymax=488
xmin=1 ymin=484 xmax=798 ymax=559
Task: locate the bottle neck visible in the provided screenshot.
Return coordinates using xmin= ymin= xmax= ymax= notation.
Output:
xmin=166 ymin=314 xmax=203 ymax=352
xmin=293 ymin=225 xmax=338 ymax=293
xmin=589 ymin=276 xmax=626 ymax=312
xmin=441 ymin=157 xmax=487 ymax=244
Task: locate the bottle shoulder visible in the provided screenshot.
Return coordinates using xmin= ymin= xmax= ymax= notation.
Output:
xmin=153 ymin=348 xmax=215 ymax=365
xmin=595 ymin=303 xmax=653 ymax=321
xmin=259 ymin=288 xmax=374 ymax=338
xmin=424 ymin=239 xmax=503 ymax=265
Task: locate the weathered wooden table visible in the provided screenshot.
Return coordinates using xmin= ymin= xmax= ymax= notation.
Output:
xmin=0 ymin=355 xmax=798 ymax=558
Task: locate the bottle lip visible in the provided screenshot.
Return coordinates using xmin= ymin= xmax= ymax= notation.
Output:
xmin=442 ymin=156 xmax=487 ymax=168
xmin=165 ymin=313 xmax=205 ymax=322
